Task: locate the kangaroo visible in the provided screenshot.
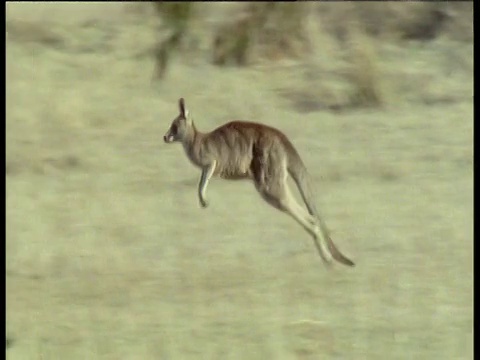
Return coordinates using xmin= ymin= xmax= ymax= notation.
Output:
xmin=163 ymin=98 xmax=355 ymax=267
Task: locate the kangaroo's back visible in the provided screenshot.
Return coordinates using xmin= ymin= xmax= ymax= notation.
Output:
xmin=202 ymin=120 xmax=297 ymax=180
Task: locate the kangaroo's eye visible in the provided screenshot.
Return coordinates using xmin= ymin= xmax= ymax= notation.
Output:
xmin=171 ymin=124 xmax=178 ymax=134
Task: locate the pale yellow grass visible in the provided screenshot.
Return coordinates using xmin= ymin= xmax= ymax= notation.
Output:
xmin=6 ymin=2 xmax=473 ymax=359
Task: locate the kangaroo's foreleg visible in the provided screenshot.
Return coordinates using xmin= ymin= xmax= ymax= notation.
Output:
xmin=198 ymin=160 xmax=217 ymax=208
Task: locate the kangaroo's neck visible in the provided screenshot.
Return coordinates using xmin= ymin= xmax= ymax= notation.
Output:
xmin=181 ymin=122 xmax=205 ymax=167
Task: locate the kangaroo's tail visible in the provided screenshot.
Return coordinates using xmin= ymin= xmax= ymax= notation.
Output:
xmin=287 ymin=148 xmax=355 ymax=267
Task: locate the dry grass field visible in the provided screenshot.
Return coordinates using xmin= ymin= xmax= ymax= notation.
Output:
xmin=6 ymin=2 xmax=473 ymax=359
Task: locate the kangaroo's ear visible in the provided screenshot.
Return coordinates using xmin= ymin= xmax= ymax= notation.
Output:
xmin=184 ymin=109 xmax=192 ymax=124
xmin=179 ymin=97 xmax=192 ymax=124
xmin=179 ymin=98 xmax=186 ymax=117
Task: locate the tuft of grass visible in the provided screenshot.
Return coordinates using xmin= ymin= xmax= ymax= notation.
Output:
xmin=442 ymin=2 xmax=473 ymax=43
xmin=152 ymin=2 xmax=195 ymax=79
xmin=6 ymin=19 xmax=65 ymax=48
xmin=212 ymin=2 xmax=312 ymax=67
xmin=343 ymin=24 xmax=385 ymax=109
xmin=317 ymin=2 xmax=471 ymax=43
xmin=254 ymin=2 xmax=312 ymax=61
xmin=212 ymin=14 xmax=254 ymax=67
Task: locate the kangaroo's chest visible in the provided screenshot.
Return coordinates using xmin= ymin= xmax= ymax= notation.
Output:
xmin=182 ymin=138 xmax=253 ymax=179
xmin=215 ymin=155 xmax=253 ymax=180
xmin=216 ymin=168 xmax=251 ymax=180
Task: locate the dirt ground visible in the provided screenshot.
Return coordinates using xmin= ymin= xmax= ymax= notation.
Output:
xmin=6 ymin=3 xmax=473 ymax=359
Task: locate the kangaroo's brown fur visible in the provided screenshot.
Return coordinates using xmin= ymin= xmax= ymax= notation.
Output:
xmin=164 ymin=98 xmax=355 ymax=267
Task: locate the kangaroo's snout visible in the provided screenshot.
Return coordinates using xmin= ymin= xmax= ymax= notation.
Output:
xmin=164 ymin=134 xmax=174 ymax=143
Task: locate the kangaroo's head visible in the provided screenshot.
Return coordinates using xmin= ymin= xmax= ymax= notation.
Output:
xmin=164 ymin=98 xmax=193 ymax=144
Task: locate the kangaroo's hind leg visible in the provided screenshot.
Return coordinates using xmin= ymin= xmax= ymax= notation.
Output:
xmin=251 ymin=154 xmax=333 ymax=264
xmin=280 ymin=185 xmax=333 ymax=265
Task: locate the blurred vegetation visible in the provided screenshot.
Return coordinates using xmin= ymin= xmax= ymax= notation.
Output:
xmin=344 ymin=27 xmax=384 ymax=109
xmin=152 ymin=2 xmax=194 ymax=79
xmin=212 ymin=2 xmax=312 ymax=65
xmin=6 ymin=1 xmax=471 ymax=108
xmin=316 ymin=2 xmax=472 ymax=43
xmin=149 ymin=1 xmax=472 ymax=109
